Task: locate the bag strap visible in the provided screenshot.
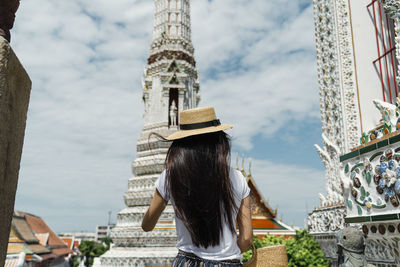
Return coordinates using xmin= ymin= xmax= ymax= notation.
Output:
xmin=243 ymin=243 xmax=257 ymax=267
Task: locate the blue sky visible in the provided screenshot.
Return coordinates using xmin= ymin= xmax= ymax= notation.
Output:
xmin=11 ymin=0 xmax=325 ymax=233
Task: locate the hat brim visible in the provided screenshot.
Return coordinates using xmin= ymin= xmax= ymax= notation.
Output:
xmin=166 ymin=124 xmax=234 ymax=140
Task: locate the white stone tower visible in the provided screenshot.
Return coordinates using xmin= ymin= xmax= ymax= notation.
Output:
xmin=100 ymin=0 xmax=200 ymax=265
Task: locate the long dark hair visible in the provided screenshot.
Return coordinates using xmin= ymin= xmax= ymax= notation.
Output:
xmin=165 ymin=131 xmax=238 ymax=248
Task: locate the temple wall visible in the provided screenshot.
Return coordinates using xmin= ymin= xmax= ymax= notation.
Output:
xmin=0 ymin=37 xmax=31 ymax=266
xmin=348 ymin=0 xmax=388 ymax=135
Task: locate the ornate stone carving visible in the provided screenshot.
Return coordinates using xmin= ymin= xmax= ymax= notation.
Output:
xmin=308 ymin=205 xmax=347 ymax=233
xmin=337 ymin=228 xmax=375 ymax=267
xmin=378 ymin=1 xmax=400 ymax=112
xmin=361 ymin=223 xmax=400 ymax=264
xmin=312 ymin=233 xmax=340 ymax=265
xmin=336 ymin=0 xmax=361 ymax=150
xmin=148 ymin=49 xmax=196 ymax=66
xmin=309 ymin=3 xmax=357 ymax=252
xmin=312 ymin=0 xmax=360 ymax=216
xmin=314 ymin=0 xmax=346 ymax=152
xmin=379 ymin=0 xmax=400 ymax=19
xmin=0 ymin=0 xmax=20 ymax=42
xmin=315 ymin=134 xmax=344 ymax=207
xmin=100 ymin=247 xmax=177 ymax=267
xmin=340 ymin=99 xmax=400 ymax=265
xmin=312 ymin=0 xmax=400 ymax=266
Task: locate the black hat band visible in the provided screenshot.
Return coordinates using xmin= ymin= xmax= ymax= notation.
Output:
xmin=179 ymin=119 xmax=221 ymax=130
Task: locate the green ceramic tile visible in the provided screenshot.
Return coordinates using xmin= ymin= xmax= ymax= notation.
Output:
xmin=371 ymin=213 xmax=399 ymax=222
xmin=377 ymin=139 xmax=389 ymax=148
xmin=389 ymin=134 xmax=400 ymax=144
xmin=371 ymin=203 xmax=386 ymax=209
xmin=344 ymin=216 xmax=371 ymax=223
xmin=350 ymin=163 xmax=363 ymax=173
xmin=370 ymin=152 xmax=383 ymax=161
xmin=360 ymin=144 xmax=378 ymax=155
xmin=340 ymin=150 xmax=360 ymax=162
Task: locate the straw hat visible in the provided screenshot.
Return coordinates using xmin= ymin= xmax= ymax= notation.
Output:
xmin=166 ymin=106 xmax=233 ymax=140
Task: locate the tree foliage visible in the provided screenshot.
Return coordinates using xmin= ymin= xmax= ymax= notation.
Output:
xmin=243 ymin=229 xmax=330 ymax=267
xmin=75 ymin=238 xmax=111 ymax=267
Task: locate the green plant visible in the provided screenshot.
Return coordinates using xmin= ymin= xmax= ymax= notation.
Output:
xmin=77 ymin=240 xmax=110 ymax=267
xmin=243 ymin=229 xmax=330 ymax=267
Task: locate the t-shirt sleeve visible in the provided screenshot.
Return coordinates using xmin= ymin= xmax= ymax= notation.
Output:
xmin=240 ymin=172 xmax=251 ymax=199
xmin=154 ymin=170 xmax=170 ymax=201
xmin=233 ymin=169 xmax=250 ymax=200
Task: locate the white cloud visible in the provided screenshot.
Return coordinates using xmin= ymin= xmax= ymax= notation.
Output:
xmin=11 ymin=0 xmax=323 ymax=232
xmin=248 ymin=158 xmax=324 ymax=227
xmin=190 ymin=0 xmax=319 ymax=150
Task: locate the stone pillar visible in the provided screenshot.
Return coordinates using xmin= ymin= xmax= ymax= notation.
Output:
xmin=0 ymin=36 xmax=31 ymax=266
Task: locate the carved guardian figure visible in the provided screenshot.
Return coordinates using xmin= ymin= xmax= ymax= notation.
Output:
xmin=337 ymin=228 xmax=375 ymax=267
xmin=0 ymin=0 xmax=20 ymax=42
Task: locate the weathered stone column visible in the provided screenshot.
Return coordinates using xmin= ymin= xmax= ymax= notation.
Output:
xmin=0 ymin=36 xmax=31 ymax=266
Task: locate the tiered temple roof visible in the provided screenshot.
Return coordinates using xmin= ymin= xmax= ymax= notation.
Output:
xmin=237 ymin=160 xmax=295 ymax=237
xmin=6 ymin=211 xmax=72 ymax=266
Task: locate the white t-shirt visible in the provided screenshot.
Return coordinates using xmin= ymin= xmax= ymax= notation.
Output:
xmin=155 ymin=167 xmax=250 ymax=260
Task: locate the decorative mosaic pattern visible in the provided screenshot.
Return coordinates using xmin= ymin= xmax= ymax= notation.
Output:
xmin=311 ymin=0 xmax=360 ymax=213
xmin=336 ymin=0 xmax=361 ymax=150
xmin=341 ymin=100 xmax=400 ymax=265
xmin=312 ymin=233 xmax=339 ymax=265
xmin=315 ymin=134 xmax=344 ymax=207
xmin=311 ymin=1 xmax=400 ymax=266
xmin=111 ymin=228 xmax=177 ymax=247
xmin=362 ymin=222 xmax=400 ymax=264
xmin=309 ymin=0 xmax=357 ymax=238
xmin=380 ymin=0 xmax=400 ymax=19
xmin=342 ymin=145 xmax=400 ymax=217
xmin=100 ymin=247 xmax=177 ymax=267
xmin=312 ymin=0 xmax=344 ymax=212
xmin=341 ymin=98 xmax=400 ymax=219
xmin=308 ymin=205 xmax=346 ymax=233
xmin=313 ymin=0 xmax=347 ymax=153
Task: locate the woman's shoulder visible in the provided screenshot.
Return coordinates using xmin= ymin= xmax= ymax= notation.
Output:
xmin=229 ymin=167 xmax=247 ymax=186
xmin=229 ymin=167 xmax=245 ymax=179
xmin=229 ymin=167 xmax=250 ymax=199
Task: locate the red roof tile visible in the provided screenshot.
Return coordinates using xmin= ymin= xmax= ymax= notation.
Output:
xmin=27 ymin=244 xmax=51 ymax=254
xmin=52 ymin=247 xmax=73 ymax=257
xmin=19 ymin=212 xmax=69 ymax=247
xmin=11 ymin=217 xmax=38 ymax=244
xmin=61 ymin=237 xmax=73 ymax=249
xmin=38 ymin=253 xmax=59 ymax=261
xmin=6 ymin=243 xmax=25 ymax=254
xmin=15 ymin=212 xmax=73 ymax=256
xmin=35 ymin=233 xmax=49 ymax=246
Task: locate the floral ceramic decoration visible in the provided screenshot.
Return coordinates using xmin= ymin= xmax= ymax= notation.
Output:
xmin=342 ymin=153 xmax=398 ymax=216
xmin=343 ymin=145 xmax=400 ymax=216
xmin=370 ymin=130 xmax=378 ymax=141
xmin=360 ymin=132 xmax=369 ymax=145
xmin=396 ymin=118 xmax=400 ymax=130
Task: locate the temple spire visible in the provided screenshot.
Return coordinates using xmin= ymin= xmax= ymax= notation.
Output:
xmin=153 ymin=0 xmax=192 ymax=42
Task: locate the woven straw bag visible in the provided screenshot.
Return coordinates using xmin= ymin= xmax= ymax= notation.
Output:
xmin=243 ymin=244 xmax=289 ymax=267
